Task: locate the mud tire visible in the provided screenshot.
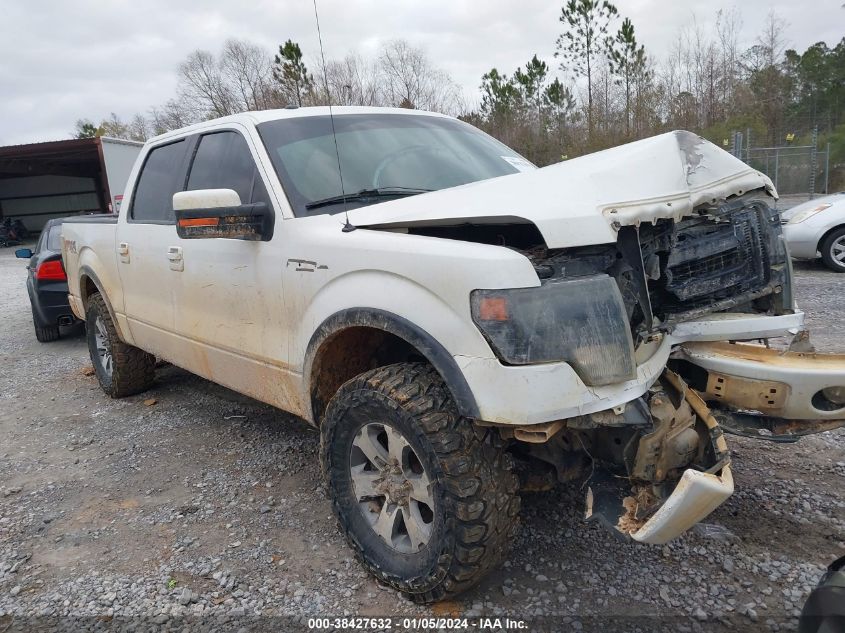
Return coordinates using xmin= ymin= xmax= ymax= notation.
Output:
xmin=322 ymin=362 xmax=520 ymax=604
xmin=85 ymin=293 xmax=155 ymax=398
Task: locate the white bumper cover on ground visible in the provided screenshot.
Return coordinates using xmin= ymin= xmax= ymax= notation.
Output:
xmin=631 ymin=467 xmax=735 ymax=544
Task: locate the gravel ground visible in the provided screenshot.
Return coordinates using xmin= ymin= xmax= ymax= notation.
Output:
xmin=1 ymin=243 xmax=843 ymax=633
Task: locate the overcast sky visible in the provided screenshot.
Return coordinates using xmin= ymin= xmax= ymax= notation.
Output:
xmin=1 ymin=0 xmax=842 ymax=145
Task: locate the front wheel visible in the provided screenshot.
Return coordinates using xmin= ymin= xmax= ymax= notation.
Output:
xmin=85 ymin=293 xmax=156 ymax=397
xmin=322 ymin=363 xmax=520 ymax=604
xmin=820 ymin=227 xmax=845 ymax=273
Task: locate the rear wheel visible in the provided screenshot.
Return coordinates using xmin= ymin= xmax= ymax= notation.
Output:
xmin=34 ymin=323 xmax=60 ymax=343
xmin=31 ymin=304 xmax=59 ymax=342
xmin=322 ymin=363 xmax=520 ymax=604
xmin=85 ymin=293 xmax=155 ymax=397
xmin=820 ymin=227 xmax=845 ymax=273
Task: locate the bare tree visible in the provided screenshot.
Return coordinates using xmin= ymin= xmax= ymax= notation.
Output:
xmin=743 ymin=11 xmax=791 ymax=143
xmin=378 ymin=40 xmax=461 ymax=113
xmin=716 ymin=8 xmax=743 ymax=117
xmin=148 ymin=98 xmax=197 ymax=134
xmin=318 ymin=53 xmax=381 ymax=106
xmin=128 ymin=114 xmax=151 ymax=141
xmin=177 ymin=39 xmax=275 ymax=119
xmin=178 ymin=49 xmax=235 ymax=118
xmin=222 ymin=39 xmax=274 ymax=111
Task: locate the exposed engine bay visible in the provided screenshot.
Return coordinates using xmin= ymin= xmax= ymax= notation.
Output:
xmin=417 ymin=190 xmax=844 ymax=541
xmin=521 ymin=192 xmax=793 ymax=338
xmin=408 ymin=191 xmax=792 ymax=341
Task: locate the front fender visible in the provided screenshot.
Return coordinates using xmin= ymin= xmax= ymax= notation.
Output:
xmin=304 ymin=308 xmax=481 ymax=420
xmin=293 ymin=269 xmax=496 ymax=368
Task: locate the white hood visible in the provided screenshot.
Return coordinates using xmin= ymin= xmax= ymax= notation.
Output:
xmin=348 ymin=130 xmax=777 ymax=249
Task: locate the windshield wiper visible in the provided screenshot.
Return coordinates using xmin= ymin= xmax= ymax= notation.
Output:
xmin=305 ymin=187 xmax=432 ymax=211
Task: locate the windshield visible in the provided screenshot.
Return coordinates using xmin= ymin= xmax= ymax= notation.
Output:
xmin=257 ymin=114 xmax=534 ymax=216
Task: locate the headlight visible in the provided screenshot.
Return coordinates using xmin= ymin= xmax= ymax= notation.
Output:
xmin=471 ymin=274 xmax=636 ymax=386
xmin=787 ymin=203 xmax=832 ymax=224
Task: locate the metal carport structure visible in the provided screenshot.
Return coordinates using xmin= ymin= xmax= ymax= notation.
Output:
xmin=0 ymin=137 xmax=141 ymax=233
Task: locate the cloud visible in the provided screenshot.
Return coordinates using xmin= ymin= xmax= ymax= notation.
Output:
xmin=0 ymin=0 xmax=841 ymax=144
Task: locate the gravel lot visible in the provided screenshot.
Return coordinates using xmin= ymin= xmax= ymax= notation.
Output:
xmin=1 ymin=241 xmax=844 ymax=632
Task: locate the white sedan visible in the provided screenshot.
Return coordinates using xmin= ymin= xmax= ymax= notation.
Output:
xmin=782 ymin=192 xmax=845 ymax=272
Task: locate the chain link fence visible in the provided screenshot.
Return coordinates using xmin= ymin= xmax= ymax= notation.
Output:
xmin=730 ymin=129 xmax=831 ymax=198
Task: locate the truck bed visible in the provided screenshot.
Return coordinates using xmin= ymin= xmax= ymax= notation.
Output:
xmin=61 ymin=218 xmax=123 ymax=333
xmin=62 ymin=214 xmax=119 ymax=224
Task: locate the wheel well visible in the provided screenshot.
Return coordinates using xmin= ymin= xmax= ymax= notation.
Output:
xmin=80 ymin=275 xmax=98 ymax=306
xmin=310 ymin=326 xmax=425 ymax=424
xmin=818 ymin=224 xmax=845 ymax=252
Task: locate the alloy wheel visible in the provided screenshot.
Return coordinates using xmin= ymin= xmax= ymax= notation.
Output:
xmin=94 ymin=316 xmax=113 ymax=377
xmin=349 ymin=422 xmax=435 ymax=553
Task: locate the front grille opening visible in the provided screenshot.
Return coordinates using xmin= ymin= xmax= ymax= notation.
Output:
xmin=669 ymin=250 xmax=745 ymax=283
xmin=641 ymin=202 xmax=773 ymax=321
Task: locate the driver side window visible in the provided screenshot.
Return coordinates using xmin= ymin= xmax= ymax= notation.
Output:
xmin=187 ymin=131 xmax=270 ymax=206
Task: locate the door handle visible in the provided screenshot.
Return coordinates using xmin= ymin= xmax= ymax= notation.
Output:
xmin=167 ymin=246 xmax=184 ymax=272
xmin=118 ymin=242 xmax=130 ymax=264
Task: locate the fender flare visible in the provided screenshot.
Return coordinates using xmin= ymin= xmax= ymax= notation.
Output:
xmin=77 ymin=265 xmax=128 ymax=342
xmin=304 ymin=308 xmax=481 ymax=421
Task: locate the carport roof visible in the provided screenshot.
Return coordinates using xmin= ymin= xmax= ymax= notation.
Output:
xmin=0 ymin=137 xmax=103 ymax=180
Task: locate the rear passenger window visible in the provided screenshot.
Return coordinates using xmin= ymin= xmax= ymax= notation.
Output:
xmin=187 ymin=131 xmax=270 ymax=206
xmin=131 ymin=140 xmax=187 ymax=222
xmin=46 ymin=224 xmax=63 ymax=251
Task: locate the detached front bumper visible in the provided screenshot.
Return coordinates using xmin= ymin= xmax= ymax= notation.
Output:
xmin=586 ymin=341 xmax=845 ymax=544
xmin=677 ymin=341 xmax=845 ymax=436
xmin=586 ymin=371 xmax=736 ymax=543
xmin=630 ymin=467 xmax=734 ymax=544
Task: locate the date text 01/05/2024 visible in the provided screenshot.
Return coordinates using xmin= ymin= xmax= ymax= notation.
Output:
xmin=307 ymin=617 xmax=529 ymax=630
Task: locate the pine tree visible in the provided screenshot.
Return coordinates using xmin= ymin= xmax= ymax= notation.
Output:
xmin=609 ymin=17 xmax=645 ymax=137
xmin=555 ymin=0 xmax=618 ymax=140
xmin=480 ymin=69 xmax=521 ymax=120
xmin=273 ymin=40 xmax=313 ymax=107
xmin=545 ymin=79 xmax=576 ymax=156
xmin=514 ymin=55 xmax=549 ymax=123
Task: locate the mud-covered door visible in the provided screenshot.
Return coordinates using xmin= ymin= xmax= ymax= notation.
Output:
xmin=116 ymin=139 xmax=188 ymax=354
xmin=169 ymin=128 xmax=297 ymax=413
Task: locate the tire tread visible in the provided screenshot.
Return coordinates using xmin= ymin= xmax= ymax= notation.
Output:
xmin=85 ymin=293 xmax=156 ymax=398
xmin=322 ymin=362 xmax=520 ymax=604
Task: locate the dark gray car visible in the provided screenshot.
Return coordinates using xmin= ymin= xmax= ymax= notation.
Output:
xmin=15 ymin=219 xmax=77 ymax=342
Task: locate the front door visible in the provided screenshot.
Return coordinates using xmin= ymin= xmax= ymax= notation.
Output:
xmin=169 ymin=128 xmax=298 ymax=414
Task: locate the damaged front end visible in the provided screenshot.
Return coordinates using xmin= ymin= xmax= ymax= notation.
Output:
xmin=493 ymin=192 xmax=845 ymax=542
xmin=518 ymin=191 xmax=794 ymax=341
xmin=409 ymin=133 xmax=843 ymax=542
xmin=506 ymin=369 xmax=734 ymax=543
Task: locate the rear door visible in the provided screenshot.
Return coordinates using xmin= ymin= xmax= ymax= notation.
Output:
xmin=115 ymin=139 xmax=190 ymax=356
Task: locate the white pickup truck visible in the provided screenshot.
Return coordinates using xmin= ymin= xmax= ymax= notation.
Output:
xmin=61 ymin=107 xmax=845 ymax=603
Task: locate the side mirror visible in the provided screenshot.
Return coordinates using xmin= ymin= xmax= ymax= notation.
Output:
xmin=173 ymin=189 xmax=274 ymax=241
xmin=15 ymin=248 xmax=33 ymax=259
